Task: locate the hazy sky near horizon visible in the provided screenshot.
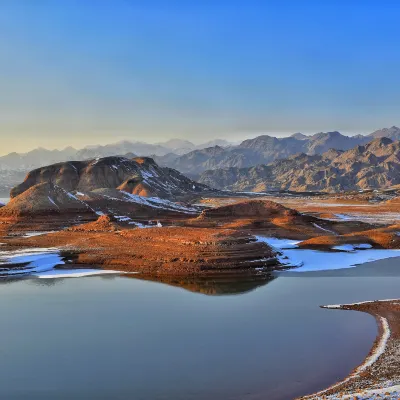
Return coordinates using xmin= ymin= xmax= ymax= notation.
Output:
xmin=1 ymin=0 xmax=400 ymax=153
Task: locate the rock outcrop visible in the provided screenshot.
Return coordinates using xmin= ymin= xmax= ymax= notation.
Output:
xmin=67 ymin=214 xmax=122 ymax=232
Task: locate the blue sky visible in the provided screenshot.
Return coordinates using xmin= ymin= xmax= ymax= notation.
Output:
xmin=0 ymin=0 xmax=400 ymax=152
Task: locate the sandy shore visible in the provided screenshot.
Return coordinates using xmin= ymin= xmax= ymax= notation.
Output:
xmin=298 ymin=299 xmax=400 ymax=400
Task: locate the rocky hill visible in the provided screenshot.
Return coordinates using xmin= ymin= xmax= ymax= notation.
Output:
xmin=0 ymin=157 xmax=215 ymax=230
xmin=190 ymin=199 xmax=349 ymax=238
xmin=197 ymin=199 xmax=297 ymax=218
xmin=10 ymin=156 xmax=212 ymax=200
xmin=198 ymin=138 xmax=400 ymax=193
xmin=0 ymin=182 xmax=92 ymax=218
xmin=0 ymin=127 xmax=397 ymax=191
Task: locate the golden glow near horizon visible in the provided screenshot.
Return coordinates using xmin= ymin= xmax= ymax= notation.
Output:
xmin=1 ymin=2 xmax=399 ymax=155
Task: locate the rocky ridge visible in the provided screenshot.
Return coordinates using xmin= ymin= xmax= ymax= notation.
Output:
xmin=199 ymin=138 xmax=400 ymax=192
xmin=161 ymin=131 xmax=372 ymax=178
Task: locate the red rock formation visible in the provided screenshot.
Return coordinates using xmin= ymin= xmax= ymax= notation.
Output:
xmin=67 ymin=215 xmax=122 ymax=232
xmin=9 ymin=227 xmax=279 ymax=276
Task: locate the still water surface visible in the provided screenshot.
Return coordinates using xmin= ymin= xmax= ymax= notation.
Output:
xmin=0 ymin=258 xmax=399 ymax=400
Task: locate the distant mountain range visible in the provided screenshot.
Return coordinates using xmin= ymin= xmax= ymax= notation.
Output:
xmin=0 ymin=138 xmax=233 ymax=172
xmin=1 ymin=126 xmax=400 ymax=194
xmin=157 ymin=126 xmax=400 ymax=178
xmin=199 ymin=137 xmax=400 ymax=192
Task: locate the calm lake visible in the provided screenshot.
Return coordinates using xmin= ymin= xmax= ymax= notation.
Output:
xmin=1 ymin=258 xmax=400 ymax=400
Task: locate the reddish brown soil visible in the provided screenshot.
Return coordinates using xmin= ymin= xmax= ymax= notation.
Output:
xmin=199 ymin=194 xmax=400 ymax=221
xmin=299 ymin=224 xmax=400 ymax=249
xmin=4 ymin=226 xmax=278 ymax=276
xmin=186 ymin=199 xmax=377 ymax=240
xmin=1 ymin=198 xmax=399 ymax=276
xmin=67 ymin=215 xmax=122 ymax=232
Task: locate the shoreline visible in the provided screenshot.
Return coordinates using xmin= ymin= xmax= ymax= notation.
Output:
xmin=298 ymin=299 xmax=400 ymax=399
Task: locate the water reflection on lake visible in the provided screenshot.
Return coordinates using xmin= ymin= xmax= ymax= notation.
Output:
xmin=129 ymin=273 xmax=275 ymax=295
xmin=0 ymin=258 xmax=399 ymax=400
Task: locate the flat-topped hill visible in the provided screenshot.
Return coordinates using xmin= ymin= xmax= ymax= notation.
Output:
xmin=191 ymin=199 xmax=371 ymax=239
xmin=198 ymin=199 xmax=298 ymax=219
xmin=10 ymin=226 xmax=280 ymax=276
xmin=11 ymin=156 xmax=213 ymax=200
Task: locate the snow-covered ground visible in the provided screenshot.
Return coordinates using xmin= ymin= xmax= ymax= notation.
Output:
xmin=20 ymin=231 xmax=58 ymax=238
xmin=332 ymin=212 xmax=400 ymax=224
xmin=121 ymin=191 xmax=198 ymax=213
xmin=301 ymin=202 xmax=374 ymax=208
xmin=0 ymin=248 xmax=64 ymax=276
xmin=257 ymin=237 xmax=300 ymax=249
xmin=97 ymin=191 xmax=199 ymax=215
xmin=332 ymin=243 xmax=372 ymax=251
xmin=308 ymin=384 xmax=400 ymax=400
xmin=34 ymin=269 xmax=125 ymax=279
xmin=323 ymin=299 xmax=400 ymax=309
xmin=0 ymin=248 xmax=121 ymax=278
xmin=312 ymin=223 xmax=336 ymax=234
xmin=257 ymin=237 xmax=400 ymax=272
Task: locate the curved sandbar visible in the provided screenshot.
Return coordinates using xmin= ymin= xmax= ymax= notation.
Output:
xmin=299 ymin=299 xmax=400 ymax=399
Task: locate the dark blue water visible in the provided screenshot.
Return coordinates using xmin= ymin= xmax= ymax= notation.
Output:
xmin=0 ymin=258 xmax=399 ymax=400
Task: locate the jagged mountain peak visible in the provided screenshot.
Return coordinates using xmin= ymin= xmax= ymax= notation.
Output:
xmin=311 ymin=130 xmax=343 ymax=139
xmin=366 ymin=137 xmax=393 ymax=148
xmin=239 ymin=135 xmax=277 ymax=146
xmin=369 ymin=125 xmax=400 ymax=140
xmin=290 ymin=132 xmax=308 ymax=140
xmin=199 ymin=138 xmax=400 ymax=193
